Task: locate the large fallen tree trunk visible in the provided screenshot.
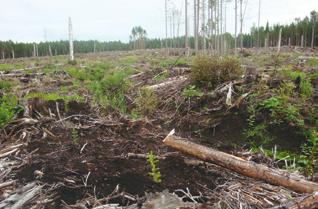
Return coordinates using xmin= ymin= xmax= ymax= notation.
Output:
xmin=163 ymin=130 xmax=318 ymax=194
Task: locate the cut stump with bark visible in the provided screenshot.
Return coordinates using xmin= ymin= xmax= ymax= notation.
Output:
xmin=163 ymin=130 xmax=318 ymax=194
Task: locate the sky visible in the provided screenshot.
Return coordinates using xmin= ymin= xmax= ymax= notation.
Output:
xmin=0 ymin=0 xmax=317 ymax=43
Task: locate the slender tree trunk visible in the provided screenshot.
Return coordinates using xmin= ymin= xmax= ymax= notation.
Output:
xmin=185 ymin=0 xmax=189 ymax=53
xmin=210 ymin=0 xmax=214 ymax=53
xmin=240 ymin=0 xmax=243 ymax=51
xmin=202 ymin=0 xmax=206 ymax=53
xmin=277 ymin=28 xmax=282 ymax=54
xmin=165 ymin=0 xmax=169 ymax=54
xmin=33 ymin=43 xmax=36 ymax=57
xmin=312 ymin=21 xmax=316 ymax=49
xmin=220 ymin=0 xmax=223 ymax=54
xmin=11 ymin=50 xmax=14 ymax=59
xmin=1 ymin=51 xmax=4 ymax=59
xmin=234 ymin=0 xmax=238 ymax=54
xmin=301 ymin=34 xmax=304 ymax=48
xmin=49 ymin=45 xmax=52 ymax=56
xmin=196 ymin=0 xmax=200 ymax=52
xmin=257 ymin=0 xmax=261 ymax=48
xmin=194 ymin=0 xmax=197 ymax=53
xmin=68 ymin=17 xmax=74 ymax=61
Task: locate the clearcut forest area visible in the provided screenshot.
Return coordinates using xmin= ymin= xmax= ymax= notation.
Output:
xmin=1 ymin=1 xmax=318 ymax=209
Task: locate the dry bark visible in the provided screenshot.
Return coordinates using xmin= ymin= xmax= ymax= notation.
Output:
xmin=270 ymin=193 xmax=318 ymax=209
xmin=163 ymin=130 xmax=318 ymax=194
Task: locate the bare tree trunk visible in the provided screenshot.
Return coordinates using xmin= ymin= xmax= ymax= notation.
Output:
xmin=301 ymin=34 xmax=304 ymax=48
xmin=311 ymin=21 xmax=315 ymax=49
xmin=194 ymin=0 xmax=198 ymax=53
xmin=209 ymin=0 xmax=215 ymax=50
xmin=257 ymin=0 xmax=261 ymax=49
xmin=165 ymin=0 xmax=169 ymax=55
xmin=240 ymin=0 xmax=243 ymax=51
xmin=288 ymin=37 xmax=291 ymax=47
xmin=196 ymin=0 xmax=200 ymax=52
xmin=49 ymin=45 xmax=52 ymax=56
xmin=33 ymin=43 xmax=36 ymax=57
xmin=277 ymin=28 xmax=282 ymax=54
xmin=1 ymin=51 xmax=4 ymax=59
xmin=185 ymin=0 xmax=189 ymax=54
xmin=216 ymin=0 xmax=219 ymax=53
xmin=163 ymin=132 xmax=318 ymax=194
xmin=11 ymin=50 xmax=14 ymax=59
xmin=265 ymin=38 xmax=268 ymax=49
xmin=234 ymin=0 xmax=238 ymax=54
xmin=68 ymin=17 xmax=74 ymax=61
xmin=220 ymin=0 xmax=223 ymax=54
xmin=202 ymin=0 xmax=206 ymax=53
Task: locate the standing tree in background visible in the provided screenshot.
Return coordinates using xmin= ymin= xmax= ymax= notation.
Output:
xmin=234 ymin=0 xmax=238 ymax=53
xmin=130 ymin=26 xmax=147 ymax=50
xmin=185 ymin=0 xmax=189 ymax=54
xmin=311 ymin=11 xmax=317 ymax=48
xmin=257 ymin=0 xmax=261 ymax=48
xmin=68 ymin=17 xmax=74 ymax=61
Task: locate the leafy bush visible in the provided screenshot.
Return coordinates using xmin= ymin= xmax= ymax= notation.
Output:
xmin=89 ymin=70 xmax=130 ymax=113
xmin=182 ymin=85 xmax=204 ymax=98
xmin=134 ymin=87 xmax=157 ymax=116
xmin=283 ymin=70 xmax=313 ymax=98
xmin=0 ymin=94 xmax=19 ymax=127
xmin=191 ymin=56 xmax=242 ymax=88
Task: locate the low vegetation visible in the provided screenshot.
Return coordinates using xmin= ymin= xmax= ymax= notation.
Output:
xmin=191 ymin=55 xmax=243 ymax=88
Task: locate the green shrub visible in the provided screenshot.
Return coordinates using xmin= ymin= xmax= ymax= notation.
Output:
xmin=307 ymin=58 xmax=318 ymax=67
xmin=0 ymin=64 xmax=14 ymax=72
xmin=147 ymin=151 xmax=161 ymax=183
xmin=25 ymin=92 xmax=84 ymax=103
xmin=66 ymin=67 xmax=87 ymax=81
xmin=134 ymin=88 xmax=157 ymax=116
xmin=191 ymin=55 xmax=242 ymax=88
xmin=0 ymin=94 xmax=19 ymax=127
xmin=154 ymin=70 xmax=169 ymax=82
xmin=283 ymin=70 xmax=313 ymax=98
xmin=182 ymin=85 xmax=204 ymax=98
xmin=89 ymin=70 xmax=130 ymax=113
xmin=0 ymin=81 xmax=13 ymax=91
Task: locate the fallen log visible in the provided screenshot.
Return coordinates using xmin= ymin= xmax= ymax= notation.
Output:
xmin=163 ymin=130 xmax=318 ymax=194
xmin=269 ymin=193 xmax=318 ymax=209
xmin=147 ymin=76 xmax=188 ymax=91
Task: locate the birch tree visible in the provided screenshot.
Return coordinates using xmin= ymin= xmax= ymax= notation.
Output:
xmin=234 ymin=0 xmax=238 ymax=54
xmin=165 ymin=0 xmax=169 ymax=54
xmin=185 ymin=0 xmax=189 ymax=52
xmin=68 ymin=17 xmax=74 ymax=61
xmin=311 ymin=11 xmax=317 ymax=48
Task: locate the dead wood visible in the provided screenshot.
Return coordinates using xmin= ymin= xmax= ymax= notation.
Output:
xmin=163 ymin=130 xmax=318 ymax=194
xmin=269 ymin=193 xmax=318 ymax=209
xmin=0 ymin=182 xmax=42 ymax=209
xmin=147 ymin=76 xmax=188 ymax=91
xmin=0 ymin=180 xmax=15 ymax=189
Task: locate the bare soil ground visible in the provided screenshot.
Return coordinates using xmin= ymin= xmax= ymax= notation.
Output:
xmin=1 ymin=49 xmax=318 ymax=208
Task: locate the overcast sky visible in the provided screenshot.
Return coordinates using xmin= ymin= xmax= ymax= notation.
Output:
xmin=0 ymin=0 xmax=317 ymax=43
